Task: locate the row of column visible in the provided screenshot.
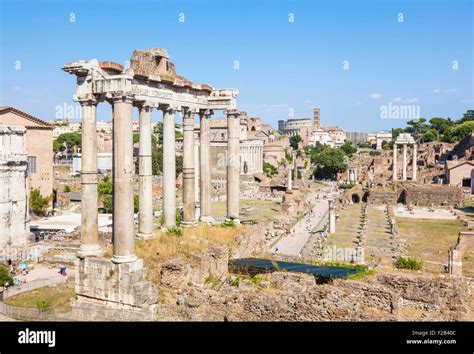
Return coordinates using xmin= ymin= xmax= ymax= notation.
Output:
xmin=392 ymin=143 xmax=417 ymax=182
xmin=78 ymin=96 xmax=241 ymax=264
xmin=241 ymin=145 xmax=263 ymax=174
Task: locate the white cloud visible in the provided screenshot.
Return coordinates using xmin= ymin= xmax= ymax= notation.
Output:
xmin=391 ymin=97 xmax=418 ymax=103
xmin=433 ymin=88 xmax=456 ymax=94
xmin=369 ymin=92 xmax=382 ymax=100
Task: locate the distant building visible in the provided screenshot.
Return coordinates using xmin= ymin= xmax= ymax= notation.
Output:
xmin=96 ymin=120 xmax=112 ymax=134
xmin=445 ymin=160 xmax=474 ymax=188
xmin=53 ymin=125 xmax=75 ymax=138
xmin=346 ymin=131 xmax=368 ymax=146
xmin=73 ymin=153 xmax=113 ymax=174
xmin=309 ymin=128 xmax=333 ymax=147
xmin=278 ymin=107 xmax=320 ymax=145
xmin=324 ymin=126 xmax=346 ymax=148
xmin=368 ymin=131 xmax=393 ymax=150
xmin=0 ymin=106 xmax=54 ymax=197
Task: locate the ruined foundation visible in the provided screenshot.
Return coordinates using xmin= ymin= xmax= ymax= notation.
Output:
xmin=72 ymin=257 xmax=158 ymax=321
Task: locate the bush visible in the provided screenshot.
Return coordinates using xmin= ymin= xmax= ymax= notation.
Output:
xmin=35 ymin=299 xmax=52 ymax=312
xmin=167 ymin=226 xmax=183 ymax=236
xmin=394 ymin=256 xmax=422 ymax=270
xmin=263 ymin=162 xmax=278 ymax=177
xmin=29 ymin=188 xmax=51 ymax=215
xmin=339 ymin=183 xmax=355 ymax=190
xmin=221 ymin=219 xmax=236 ymax=228
xmin=63 ymin=185 xmax=71 ymax=193
xmin=0 ymin=265 xmax=13 ymax=287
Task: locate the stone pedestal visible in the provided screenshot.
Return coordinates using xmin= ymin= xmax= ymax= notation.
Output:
xmin=72 ymin=257 xmax=157 ymax=321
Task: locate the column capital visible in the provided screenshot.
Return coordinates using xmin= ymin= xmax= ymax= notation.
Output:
xmin=135 ymin=100 xmax=156 ymax=111
xmin=107 ymin=92 xmax=134 ymax=104
xmin=160 ymin=104 xmax=181 ymax=114
xmin=183 ymin=107 xmax=199 ymax=116
xmin=225 ymin=109 xmax=240 ymax=118
xmin=75 ymin=94 xmax=100 ymax=106
xmin=199 ymin=109 xmax=214 ymax=117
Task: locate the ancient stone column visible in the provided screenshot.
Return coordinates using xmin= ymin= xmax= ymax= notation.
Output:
xmin=412 ymin=143 xmax=417 ymax=181
xmin=182 ymin=108 xmax=196 ymax=226
xmin=392 ymin=143 xmax=398 ymax=181
xmin=162 ymin=106 xmax=177 ymax=227
xmin=287 ymin=165 xmax=293 ymax=192
xmin=329 ymin=200 xmax=336 ymax=233
xmin=226 ymin=109 xmax=240 ymax=222
xmin=199 ymin=109 xmax=213 ymax=223
xmin=402 ymin=143 xmax=407 ymax=181
xmin=137 ymin=103 xmax=154 ymax=239
xmin=78 ymin=98 xmax=102 ymax=258
xmin=111 ymin=95 xmax=137 ymax=263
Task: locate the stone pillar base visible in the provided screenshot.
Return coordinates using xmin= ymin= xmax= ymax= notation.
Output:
xmin=72 ymin=257 xmax=157 ymax=321
xmin=77 ymin=244 xmax=103 ymax=258
xmin=226 ymin=217 xmax=240 ymax=225
xmin=181 ymin=221 xmax=198 ymax=227
xmin=136 ymin=232 xmax=154 ymax=240
xmin=199 ymin=216 xmax=215 ymax=224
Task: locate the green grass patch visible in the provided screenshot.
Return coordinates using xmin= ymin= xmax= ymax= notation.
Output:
xmin=394 ymin=256 xmax=423 ymax=270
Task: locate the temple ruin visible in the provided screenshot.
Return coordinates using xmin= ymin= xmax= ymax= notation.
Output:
xmin=63 ymin=48 xmax=240 ymax=317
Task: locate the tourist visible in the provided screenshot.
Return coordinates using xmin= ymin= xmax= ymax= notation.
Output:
xmin=3 ymin=281 xmax=10 ymax=291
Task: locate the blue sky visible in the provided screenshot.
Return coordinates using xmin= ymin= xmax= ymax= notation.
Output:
xmin=1 ymin=0 xmax=472 ymax=131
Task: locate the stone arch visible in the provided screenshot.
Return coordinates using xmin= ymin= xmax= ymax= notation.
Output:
xmin=351 ymin=194 xmax=360 ymax=203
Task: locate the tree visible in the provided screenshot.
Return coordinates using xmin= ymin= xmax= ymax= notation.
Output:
xmin=312 ymin=148 xmax=347 ymax=179
xmin=357 ymin=141 xmax=372 ymax=149
xmin=421 ymin=128 xmax=439 ymax=143
xmin=458 ymin=110 xmax=474 ymax=124
xmin=263 ymin=162 xmax=278 ymax=177
xmin=429 ymin=117 xmax=453 ymax=136
xmin=54 ymin=132 xmax=81 ymax=152
xmin=289 ymin=134 xmax=302 ymax=150
xmin=444 ymin=121 xmax=474 ymax=143
xmin=392 ymin=128 xmax=404 ymax=141
xmin=29 ymin=188 xmax=51 ymax=215
xmin=406 ymin=118 xmax=428 ymax=142
xmin=381 ymin=140 xmax=393 ymax=150
xmin=340 ymin=141 xmax=357 ymax=156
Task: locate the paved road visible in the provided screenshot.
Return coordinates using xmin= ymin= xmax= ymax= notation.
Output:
xmin=273 ymin=183 xmax=338 ymax=257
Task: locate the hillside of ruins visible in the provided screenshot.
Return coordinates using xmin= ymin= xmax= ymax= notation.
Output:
xmin=1 ymin=47 xmax=473 ymax=323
